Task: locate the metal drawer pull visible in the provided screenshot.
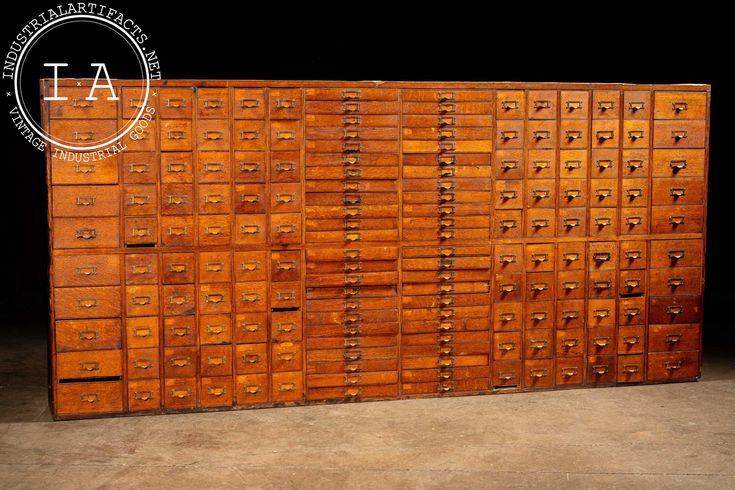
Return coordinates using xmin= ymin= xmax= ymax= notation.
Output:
xmin=532 ymin=189 xmax=550 ymax=199
xmin=240 ymin=322 xmax=261 ymax=333
xmin=204 ymin=131 xmax=224 ymax=140
xmin=205 ymin=262 xmax=224 ymax=273
xmin=343 ymin=181 xmax=361 ymax=191
xmin=592 ymin=365 xmax=609 ymax=375
xmin=439 ymin=205 xmax=455 ymax=215
xmin=71 ymin=98 xmax=94 ymax=108
xmin=532 ymin=160 xmax=550 ymax=170
xmin=343 ymin=249 xmax=361 ymax=259
xmin=597 ymin=100 xmax=615 ymax=111
xmin=562 ymin=338 xmax=579 ymax=348
xmin=564 ymin=160 xmax=582 ymax=170
xmin=530 ymin=311 xmax=548 ymax=321
xmin=533 ymin=100 xmax=551 ymax=109
xmin=625 ymin=250 xmax=641 ymax=260
xmin=500 ymin=159 xmax=518 ymax=169
xmin=566 ymin=100 xmax=583 ymax=110
xmin=439 ymin=116 xmax=456 ymax=126
xmin=533 ymin=130 xmax=551 ymax=140
xmin=242 ymin=354 xmax=262 ymax=364
xmin=530 ymin=253 xmax=548 ymax=263
xmin=207 ymin=386 xmax=226 ymax=397
xmin=243 ymin=384 xmax=262 ymax=394
xmin=344 ymin=275 xmax=362 ymax=284
xmin=277 ymin=322 xmax=297 ymax=333
xmin=596 ymin=130 xmax=614 ymax=141
xmin=75 ymin=196 xmax=96 ymax=207
xmin=204 ymin=194 xmax=224 ymax=204
xmin=438 ymin=103 xmax=456 ymax=113
xmin=343 ymin=129 xmax=360 ymax=140
xmin=79 ymin=361 xmax=100 ymax=371
xmin=75 ymin=163 xmax=96 ymax=174
xmin=563 ymin=253 xmax=580 ymax=262
xmin=499 ymin=283 xmax=517 ymax=293
xmin=561 ymin=310 xmax=579 ymax=319
xmin=626 ymin=159 xmax=644 ymax=169
xmin=665 ymin=361 xmax=683 ymax=371
xmin=439 ymin=193 xmax=455 ymax=202
xmin=133 ymin=390 xmax=154 ymax=401
xmin=501 ymin=100 xmax=519 ymax=110
xmin=166 ymin=98 xmax=186 ymax=108
xmin=500 ymin=219 xmax=517 ymax=229
xmin=500 ymin=131 xmax=518 ymax=140
xmin=170 ymin=326 xmax=190 ymax=337
xmin=665 ymin=334 xmax=683 ymax=344
xmin=167 ymin=195 xmax=187 ymax=205
xmin=239 ymin=98 xmax=260 ymax=108
xmin=624 ymin=308 xmax=641 ymax=317
xmin=593 ymin=309 xmax=610 ymax=318
xmin=77 ymin=298 xmax=97 ymax=308
xmin=672 ymin=101 xmax=688 ymax=112
xmin=532 ymin=219 xmax=549 ymax=228
xmin=669 ymin=159 xmax=687 ymax=170
xmin=241 ymin=292 xmax=260 ymax=303
xmin=438 ymin=129 xmax=456 ymax=139
xmin=131 ymin=296 xmax=152 ymax=306
xmin=240 ymin=130 xmax=259 ymax=140
xmin=529 ymin=368 xmax=548 ymax=378
xmin=668 ymin=250 xmax=686 ymax=260
xmin=133 ymin=359 xmax=153 ymax=370
xmin=343 ymin=207 xmax=361 ymax=217
xmin=594 ymin=217 xmax=612 ymax=226
xmin=595 ymin=188 xmax=613 ymax=198
xmin=437 ymin=91 xmax=455 ymax=101
xmin=240 ymin=224 xmax=260 ymax=235
xmin=497 ymin=371 xmax=515 ymax=381
xmin=593 ymin=280 xmax=612 ymax=289
xmin=203 ymin=162 xmax=225 ymax=173
xmin=341 ymin=89 xmax=361 ymax=100
xmin=206 ymin=324 xmax=224 ymax=335
xmin=596 ymin=159 xmax=613 ymax=169
xmin=277 ymin=352 xmax=296 ymax=362
xmin=564 ymin=219 xmax=581 ymax=230
xmin=566 ymin=130 xmax=583 ymax=140
xmin=530 ymin=282 xmax=548 ymax=291
xmin=672 ymin=130 xmax=688 ymax=140
xmin=76 ymin=266 xmax=97 ymax=276
xmin=560 ymin=367 xmax=578 ymax=378
xmin=78 ymin=330 xmax=98 ymax=340
xmin=624 ymin=279 xmax=641 ymax=288
xmin=500 ymin=190 xmax=517 ymax=200
xmin=668 ymin=277 xmax=685 ymax=287
xmin=171 ymin=388 xmax=192 ymax=399
xmin=205 ymin=226 xmax=225 ymax=235
xmin=628 ymin=130 xmax=645 ymax=140
xmin=529 ymin=339 xmax=548 ymax=349
xmin=168 ymin=263 xmax=188 ymax=273
xmin=205 ymin=294 xmax=224 ymax=304
xmin=440 ymin=167 xmax=456 ymax=177
xmin=276 ymin=130 xmax=296 ymax=141
xmin=277 ymin=261 xmax=296 ymax=271
xmin=593 ymin=252 xmax=611 ymax=262
xmin=669 ymin=216 xmax=686 ymax=225
xmin=275 ymin=193 xmax=296 ymax=203
xmin=628 ymin=101 xmax=645 ymax=111
xmin=129 ymin=163 xmax=149 ymax=173
xmin=170 ymin=357 xmax=190 ymax=367
xmin=345 ymin=232 xmax=361 ymax=241
xmin=623 ymin=335 xmax=640 ymax=345
xmin=203 ymin=99 xmax=224 ymax=108
xmin=129 ymin=195 xmax=150 ymax=206
xmin=562 ymin=281 xmax=580 ymax=290
xmin=131 ymin=227 xmax=150 ymax=238
xmin=342 ymin=101 xmax=360 ymax=112
xmin=499 ymin=254 xmax=516 ymax=264
xmin=500 ymin=312 xmax=516 ymax=322
xmin=276 ymin=98 xmax=297 ymax=109
xmin=627 ymin=188 xmax=643 ymax=198
xmin=276 ymin=291 xmax=296 ymax=301
xmin=666 ymin=305 xmax=683 ymax=315
xmin=670 ymin=187 xmax=686 ymax=197
xmin=167 ymin=130 xmax=187 ymax=140
xmin=169 ymin=295 xmax=188 ymax=305
xmin=75 ymin=229 xmax=97 ymax=240
xmin=80 ymin=393 xmax=100 ymax=403
xmin=438 ymin=141 xmax=456 ymax=151
xmin=564 ymin=189 xmax=581 ymax=198
xmin=438 ymin=181 xmax=454 ymax=191
xmin=240 ymin=162 xmax=260 ymax=173
xmin=74 ymin=131 xmax=95 ymax=141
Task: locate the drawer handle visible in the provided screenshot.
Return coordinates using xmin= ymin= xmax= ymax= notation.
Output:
xmin=530 ymin=253 xmax=548 ymax=263
xmin=530 ymin=311 xmax=548 ymax=321
xmin=240 ymin=224 xmax=261 ymax=235
xmin=439 ymin=309 xmax=455 ymax=319
xmin=240 ymin=323 xmax=261 ymax=333
xmin=439 ymin=205 xmax=455 ymax=215
xmin=133 ymin=390 xmax=154 ymax=401
xmin=206 ymin=324 xmax=224 ymax=335
xmin=277 ymin=261 xmax=297 ymax=272
xmin=170 ymin=357 xmax=191 ymax=367
xmin=276 ymin=98 xmax=297 ymax=109
xmin=204 ymin=194 xmax=224 ymax=204
xmin=76 ymin=266 xmax=97 ymax=277
xmin=131 ymin=295 xmax=152 ymax=306
xmin=438 ymin=297 xmax=454 ymax=307
xmin=171 ymin=388 xmax=192 ymax=399
xmin=129 ymin=163 xmax=149 ymax=174
xmin=275 ymin=193 xmax=296 ymax=203
xmin=595 ymin=188 xmax=613 ymax=198
xmin=593 ymin=337 xmax=610 ymax=347
xmin=343 ymin=249 xmax=361 ymax=260
xmin=170 ymin=326 xmax=190 ymax=337
xmin=343 ymin=207 xmax=361 ymax=217
xmin=241 ymin=162 xmax=261 ymax=173
xmin=167 ymin=195 xmax=187 ymax=206
xmin=672 ymin=101 xmax=688 ymax=112
xmin=593 ymin=280 xmax=612 ymax=290
xmin=624 ymin=279 xmax=641 ymax=288
xmin=438 ymin=141 xmax=456 ymax=152
xmin=439 ymin=272 xmax=456 ymax=282
xmin=438 ymin=230 xmax=455 ymax=240
xmin=500 ymin=160 xmax=518 ymax=170
xmin=204 ymin=131 xmax=225 ymax=140
xmin=75 ymin=229 xmax=97 ymax=240
xmin=277 ymin=352 xmax=297 ymax=362
xmin=529 ymin=368 xmax=548 ymax=378
xmin=594 ymin=217 xmax=612 ymax=227
xmin=497 ymin=371 xmax=515 ymax=381
xmin=165 ymin=98 xmax=186 ymax=108
xmin=533 ymin=100 xmax=551 ymax=109
xmin=203 ymin=162 xmax=225 ymax=173
xmin=628 ymin=130 xmax=645 ymax=141
xmin=498 ymin=342 xmax=516 ymax=352
xmin=566 ymin=100 xmax=583 ymax=111
xmin=242 ymin=354 xmax=262 ymax=364
xmin=592 ymin=365 xmax=609 ymax=375
xmin=532 ymin=160 xmax=550 ymax=170
xmin=239 ymin=194 xmax=260 ymax=203
xmin=75 ymin=196 xmax=96 ymax=207
xmin=529 ymin=339 xmax=548 ymax=349
xmin=440 ymin=167 xmax=456 ymax=177
xmin=626 ymin=188 xmax=643 ymax=198
xmin=624 ymin=250 xmax=642 ymax=260
xmin=668 ymin=277 xmax=685 ymax=287
xmin=439 ymin=359 xmax=453 ymax=368
xmin=167 ymin=163 xmax=187 ymax=174
xmin=623 ymin=364 xmax=640 ymax=374
xmin=75 ymin=163 xmax=96 ymax=174
xmin=593 ymin=252 xmax=611 ymax=262
xmin=131 ymin=227 xmax=151 ymax=238
xmin=560 ymin=367 xmax=578 ymax=378
xmin=593 ymin=309 xmax=610 ymax=318
xmin=345 ymin=231 xmax=361 ymax=241
xmin=530 ymin=282 xmax=548 ymax=291
xmin=133 ymin=359 xmax=153 ymax=370
xmin=669 ymin=159 xmax=687 ymax=170
xmin=243 ymin=384 xmax=262 ymax=394
xmin=562 ymin=338 xmax=579 ymax=348
xmin=438 ymin=129 xmax=456 ymax=139
xmin=74 ymin=131 xmax=95 ymax=142
xmin=563 ymin=217 xmax=581 ymax=229
xmin=167 ymin=130 xmax=187 ymax=140
xmin=277 ymin=322 xmax=297 ymax=333
xmin=344 ymin=324 xmax=361 ymax=336
xmin=439 ymin=193 xmax=455 ymax=202
xmin=623 ymin=335 xmax=640 ymax=345
xmin=665 ymin=361 xmax=683 ymax=371
xmin=168 ymin=263 xmax=189 ymax=274
xmin=343 ymin=312 xmax=362 ymax=323
xmin=672 ymin=130 xmax=688 ymax=141
xmin=562 ymin=281 xmax=580 ymax=290
xmin=628 ymin=101 xmax=645 ymax=111
xmin=665 ymin=333 xmax=683 ymax=344
xmin=239 ymin=98 xmax=260 ymax=108
xmin=78 ymin=330 xmax=98 ymax=340
xmin=438 ymin=103 xmax=456 ymax=113
xmin=203 ymin=99 xmax=224 ymax=109
xmin=499 ymin=190 xmax=517 ymax=200
xmin=596 ymin=159 xmax=614 ymax=169
xmin=77 ymin=298 xmax=97 ymax=308
xmin=207 ymin=386 xmax=226 ymax=397
xmin=666 ymin=305 xmax=684 ymax=315
xmin=79 ymin=393 xmax=100 ymax=403
xmin=566 ymin=130 xmax=583 ymax=140
xmin=205 ymin=226 xmax=225 ymax=236
xmin=343 ymin=155 xmax=360 ymax=166
xmin=342 ymin=89 xmax=361 ymax=100
xmin=500 ymin=219 xmax=517 ymax=229
xmin=597 ymin=100 xmax=615 ymax=111
xmin=564 ymin=160 xmax=582 ymax=170
xmin=78 ymin=361 xmax=101 ymax=371
xmin=669 ymin=216 xmax=686 ymax=225
xmin=344 ymin=194 xmax=361 ymax=204
xmin=343 ymin=129 xmax=360 ymax=140
xmin=499 ymin=283 xmax=517 ymax=293
xmin=564 ymin=189 xmax=581 ymax=199
xmin=205 ymin=293 xmax=225 ymax=304
xmin=343 ymin=299 xmax=361 ymax=309
xmin=71 ymin=98 xmax=94 ymax=108
xmin=561 ymin=310 xmax=579 ymax=319
xmin=532 ymin=219 xmax=549 ymax=228
xmin=129 ymin=195 xmax=150 ymax=206
xmin=207 ymin=356 xmax=227 ymax=366
xmin=624 ymin=307 xmax=641 ymax=317
xmin=344 ymin=351 xmax=362 ymax=361
xmin=668 ymin=250 xmax=686 ymax=260
xmin=241 ymin=292 xmax=260 ymax=303
xmin=531 ymin=189 xmax=550 ymax=199
xmin=205 ymin=262 xmax=224 ymax=273
xmin=499 ymin=312 xmax=516 ymax=322
xmin=563 ymin=252 xmax=580 ymax=262
xmin=439 ymin=116 xmax=456 ymax=126
xmin=276 ymin=130 xmax=296 ymax=141
xmin=499 ymin=254 xmax=516 ymax=264
xmin=438 ymin=257 xmax=454 ymax=268
xmin=344 ymin=181 xmax=361 ymax=192
xmin=276 ymin=291 xmax=296 ymax=301
xmin=501 ymin=100 xmax=519 ymax=110
xmin=500 ymin=131 xmax=518 ymax=140
xmin=670 ymin=187 xmax=686 ymax=197
xmin=439 ymin=155 xmax=456 ymax=166
xmin=533 ymin=130 xmax=550 ymax=140
xmin=626 ymin=159 xmax=644 ymax=170
xmin=438 ymin=284 xmax=454 ymax=294
xmin=240 ymin=130 xmax=260 ymax=141
xmin=438 ymin=181 xmax=454 ymax=191
xmin=437 ymin=91 xmax=455 ymax=101
xmin=342 ymin=101 xmax=360 ymax=112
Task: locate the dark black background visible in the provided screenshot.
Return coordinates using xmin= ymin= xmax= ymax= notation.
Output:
xmin=1 ymin=5 xmax=730 ymax=348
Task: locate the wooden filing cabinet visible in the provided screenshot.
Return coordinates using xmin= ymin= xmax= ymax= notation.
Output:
xmin=43 ymin=80 xmax=709 ymax=419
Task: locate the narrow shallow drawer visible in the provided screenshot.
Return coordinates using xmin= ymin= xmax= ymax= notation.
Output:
xmin=53 ymin=254 xmax=120 ymax=287
xmin=649 ymin=324 xmax=701 ymax=352
xmin=53 ymin=217 xmax=120 ymax=249
xmin=647 ymin=351 xmax=700 ymax=381
xmin=308 ymin=383 xmax=399 ymax=400
xmin=47 ymin=86 xmax=118 ymax=119
xmin=51 ymin=156 xmax=118 ymax=185
xmin=649 ymin=239 xmax=703 ymax=268
xmin=49 ymin=120 xmax=117 ymax=149
xmin=56 ymin=349 xmax=122 ymax=380
xmin=55 ymin=319 xmax=122 ymax=352
xmin=402 ymin=378 xmax=488 ymax=395
xmin=52 ymin=185 xmax=120 ymax=217
xmin=54 ymin=286 xmax=121 ymax=319
xmin=308 ymin=371 xmax=399 ymax=389
xmin=654 ymin=92 xmax=707 ymax=119
xmin=306 ymin=87 xmax=398 ymax=101
xmin=56 ymin=380 xmax=123 ymax=416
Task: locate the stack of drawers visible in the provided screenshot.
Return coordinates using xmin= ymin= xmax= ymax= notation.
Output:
xmin=44 ymin=80 xmax=708 ymax=419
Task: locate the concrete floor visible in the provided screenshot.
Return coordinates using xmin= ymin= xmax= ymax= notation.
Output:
xmin=1 ymin=321 xmax=734 ymax=489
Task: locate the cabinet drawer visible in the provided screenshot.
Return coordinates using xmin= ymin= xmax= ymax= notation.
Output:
xmin=200 ymin=345 xmax=233 ymax=377
xmin=654 ymin=92 xmax=707 ymax=119
xmin=160 ymin=120 xmax=193 ymax=151
xmin=52 ymin=156 xmax=119 ymax=185
xmin=306 ymin=309 xmax=398 ymax=326
xmin=161 ymin=153 xmax=193 ymax=183
xmin=55 ymin=319 xmax=122 ymax=352
xmin=53 ymin=217 xmax=120 ymax=249
xmin=123 ymin=185 xmax=157 ymax=216
xmin=556 ymin=328 xmax=584 ymax=357
xmin=496 ymin=90 xmax=524 ymax=119
xmin=402 ymin=256 xmax=491 ymax=271
xmin=272 ymin=341 xmax=303 ymax=372
xmin=651 ymin=206 xmax=704 ymax=234
xmin=526 ymin=121 xmax=557 ymax=149
xmin=164 ymin=377 xmax=197 ymax=410
xmin=306 ymin=87 xmax=398 ymax=100
xmin=649 ymin=296 xmax=702 ymax=324
xmin=198 ymin=283 xmax=232 ymax=315
xmin=647 ymin=351 xmax=700 ymax=381
xmin=47 ymin=85 xmax=118 ymax=119
xmin=201 ymin=376 xmax=234 ymax=408
xmin=197 ymin=152 xmax=232 ymax=183
xmin=270 ymin=88 xmax=302 ymax=119
xmin=197 ymin=88 xmax=229 ymax=119
xmin=623 ymin=91 xmax=651 ymax=120
xmin=234 ymin=313 xmax=268 ymax=344
xmin=527 ymin=91 xmax=557 ymax=119
xmin=235 ymin=215 xmax=267 ymax=245
xmin=524 ymin=359 xmax=554 ymax=389
xmin=56 ymin=349 xmax=122 ymax=380
xmin=650 ymin=239 xmax=703 ymax=268
xmin=560 ymin=120 xmax=588 ymax=148
xmin=592 ymin=91 xmax=620 ymax=119
xmin=556 ymin=357 xmax=584 ymax=386
xmin=523 ymin=329 xmax=553 ymax=359
xmin=588 ymin=299 xmax=616 ymax=327
xmin=198 ymin=120 xmax=230 ymax=151
xmin=652 ymin=178 xmax=705 ymax=206
xmin=308 ymin=383 xmax=398 ymax=400
xmin=652 ymin=149 xmax=706 ymax=177
xmin=307 ymin=114 xmax=399 ymax=127
xmin=496 ymin=120 xmax=524 ymax=148
xmin=163 ymin=316 xmax=196 ymax=347
xmin=127 ymin=348 xmax=159 ymax=380
xmin=623 ymin=120 xmax=649 ymax=148
xmin=49 ymin=120 xmax=117 ymax=149
xmin=56 ymin=381 xmax=123 ymax=416
xmin=309 ymin=126 xmax=399 ymax=140
xmin=236 ymin=374 xmax=269 ymax=405
xmin=526 ymin=180 xmax=556 ymax=208
xmin=162 ymin=284 xmax=196 ymax=316
xmin=619 ymin=269 xmax=646 ymax=296
xmin=126 ymin=316 xmax=159 ymax=349
xmin=307 ymin=371 xmax=398 ymax=389
xmin=52 ymin=185 xmax=120 ymax=217
xmin=591 ymin=120 xmax=619 ymax=147
xmin=622 ymin=150 xmax=649 ymax=177
xmin=310 ymin=296 xmax=397 ymax=312
xmin=54 ymin=286 xmax=121 ymax=319
xmin=558 ymin=300 xmax=585 ymax=329
xmin=234 ymin=281 xmax=268 ymax=313
xmin=561 ymin=91 xmax=589 ymax=119
xmin=493 ymin=360 xmax=521 ymax=387
xmin=159 ymin=88 xmax=193 ymax=119
xmin=619 ymin=297 xmax=646 ymax=326
xmin=128 ymin=379 xmax=161 ymax=412
xmin=649 ymin=324 xmax=701 ymax=352
xmin=164 ymin=347 xmax=197 ymax=378
xmin=649 ymin=268 xmax=702 ymax=296
xmin=618 ymin=326 xmax=644 ymax=355
xmin=653 ymin=120 xmax=706 ymax=148
xmin=54 ymin=254 xmax=120 ymax=287
xmin=125 ymin=285 xmax=159 ymax=317
xmin=233 ymin=89 xmax=266 ymax=119
xmin=271 ymin=250 xmax=301 ymax=282
xmin=587 ymin=355 xmax=616 ymax=385
xmin=236 ymin=151 xmax=267 ymax=183
xmin=271 ymin=281 xmax=301 ymax=309
xmin=272 ymin=310 xmax=302 ymax=342
xmin=307 ymin=100 xmax=399 ymax=114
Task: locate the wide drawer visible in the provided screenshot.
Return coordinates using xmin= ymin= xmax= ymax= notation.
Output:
xmin=401 ymin=366 xmax=490 ymax=382
xmin=53 ymin=254 xmax=120 ymax=287
xmin=306 ymin=335 xmax=398 ymax=350
xmin=305 ymin=205 xmax=399 ymax=219
xmin=306 ymin=371 xmax=398 ymax=388
xmin=651 ymin=206 xmax=704 ymax=234
xmin=401 ymin=294 xmax=490 ymax=309
xmin=56 ymin=381 xmax=123 ymax=416
xmin=305 ymin=309 xmax=399 ymax=325
xmin=648 ymin=296 xmax=702 ymax=324
xmin=307 ymin=296 xmax=397 ymax=312
xmin=54 ymin=286 xmax=121 ymax=319
xmin=52 ymin=185 xmax=120 ymax=217
xmin=56 ymin=349 xmax=122 ymax=380
xmin=306 ymin=101 xmax=400 ymax=114
xmin=653 ymin=120 xmax=706 ymax=148
xmin=403 ymin=203 xmax=492 ymax=217
xmin=55 ymin=319 xmax=122 ymax=352
xmin=649 ymin=324 xmax=701 ymax=352
xmin=305 ymin=114 xmax=399 ymax=127
xmin=307 ymin=383 xmax=399 ymax=400
xmin=401 ymin=355 xmax=489 ymax=370
xmin=305 ymin=88 xmax=398 ymax=100
xmin=648 ymin=267 xmax=703 ymax=296
xmin=654 ymin=92 xmax=707 ymax=119
xmin=649 ymin=239 xmax=703 ymax=268
xmin=647 ymin=351 xmax=700 ymax=381
xmin=305 ymin=322 xmax=399 ymax=339
xmin=53 ymin=217 xmax=120 ymax=249
xmin=402 ymin=378 xmax=489 ymax=395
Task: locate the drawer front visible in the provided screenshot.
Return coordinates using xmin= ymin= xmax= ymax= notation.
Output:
xmin=651 ymin=206 xmax=704 ymax=234
xmin=55 ymin=319 xmax=122 ymax=352
xmin=653 ymin=120 xmax=706 ymax=148
xmin=649 ymin=324 xmax=701 ymax=353
xmin=648 ymin=296 xmax=702 ymax=324
xmin=48 ymin=86 xmax=118 ymax=119
xmin=654 ymin=92 xmax=707 ymax=119
xmin=54 ymin=254 xmax=120 ymax=287
xmin=56 ymin=349 xmax=122 ymax=379
xmin=647 ymin=351 xmax=700 ymax=381
xmin=52 ymin=185 xmax=120 ymax=217
xmin=56 ymin=381 xmax=123 ymax=416
xmin=54 ymin=286 xmax=121 ymax=319
xmin=649 ymin=268 xmax=703 ymax=296
xmin=649 ymin=239 xmax=703 ymax=268
xmin=652 ymin=149 xmax=705 ymax=177
xmin=53 ymin=217 xmax=120 ymax=249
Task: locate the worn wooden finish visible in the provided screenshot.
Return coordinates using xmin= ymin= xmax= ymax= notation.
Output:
xmin=44 ymin=80 xmax=709 ymax=419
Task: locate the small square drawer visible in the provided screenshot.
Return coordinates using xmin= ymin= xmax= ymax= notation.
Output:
xmin=591 ymin=149 xmax=618 ymax=178
xmin=198 ymin=215 xmax=232 ymax=246
xmin=526 ymin=180 xmax=556 ymax=209
xmin=495 ymin=180 xmax=523 ymax=209
xmin=494 ymin=244 xmax=523 ymax=273
xmin=271 ymin=120 xmax=300 ymax=151
xmin=587 ymin=299 xmax=616 ymax=328
xmin=271 ymin=183 xmax=302 ymax=213
xmin=494 ymin=273 xmax=523 ymax=302
xmin=162 ymin=284 xmax=196 ymax=316
xmin=123 ymin=152 xmax=158 ymax=183
xmin=271 ymin=251 xmax=301 ymax=282
xmin=525 ymin=302 xmax=554 ymax=329
xmin=126 ymin=316 xmax=159 ymax=349
xmin=495 ymin=150 xmax=524 ymax=180
xmin=236 ymin=343 xmax=268 ymax=374
xmin=234 ymin=183 xmax=266 ymax=214
xmin=271 ymin=371 xmax=303 ymax=402
xmin=271 ymin=213 xmax=301 ymax=245
xmin=493 ymin=303 xmax=522 ymax=333
xmin=559 ymin=149 xmax=588 ymax=179
xmin=525 ymin=243 xmax=554 ymax=272
xmin=126 ymin=285 xmax=159 ymax=317
xmin=127 ymin=347 xmax=159 ymax=380
xmin=592 ymin=91 xmax=620 ymax=119
xmin=556 ymin=357 xmax=584 ymax=386
xmin=496 ymin=90 xmax=525 ymax=119
xmin=526 ymin=272 xmax=554 ymax=302
xmin=125 ymin=217 xmax=158 ymax=246
xmin=558 ymin=180 xmax=586 ymax=208
xmin=198 ymin=119 xmax=230 ymax=151
xmin=621 ymin=179 xmax=648 ymax=207
xmin=619 ymin=297 xmax=646 ymax=326
xmin=493 ymin=360 xmax=521 ymax=388
xmin=558 ymin=270 xmax=585 ymax=300
xmin=236 ymin=374 xmax=269 ymax=404
xmin=164 ymin=377 xmax=197 ymax=410
xmin=201 ymin=376 xmax=234 ymax=408
xmin=557 ymin=242 xmax=585 ymax=271
xmin=160 ymin=120 xmax=193 ymax=151
xmin=235 ymin=151 xmax=266 ymax=183
xmin=494 ymin=332 xmax=522 ymax=360
xmin=159 ymin=88 xmax=193 ymax=119
xmin=527 ymin=91 xmax=557 ymax=119
xmin=623 ymin=120 xmax=649 ymax=148
xmin=233 ymin=120 xmax=266 ymax=151
xmin=622 ymin=150 xmax=649 ymax=177
xmin=560 ymin=91 xmax=589 ymax=119
xmin=620 ymin=208 xmax=648 ymax=236
xmin=587 ymin=355 xmax=616 ymax=385
xmin=198 ymin=184 xmax=231 ymax=215
xmin=161 ymin=153 xmax=193 ymax=183
xmin=496 ymin=120 xmax=524 ymax=149
xmin=163 ymin=316 xmax=196 ymax=347
xmin=523 ymin=329 xmax=553 ymax=360
xmin=164 ymin=346 xmax=197 ymax=378
xmin=619 ymin=270 xmax=646 ymax=296
xmin=592 ymin=120 xmax=619 ymax=147
xmin=270 ymin=151 xmax=301 ymax=183
xmin=235 ymin=215 xmax=267 ymax=245
xmin=199 ymin=283 xmax=232 ymax=315
xmin=197 ymin=88 xmax=229 ymax=118
xmin=524 ymin=359 xmax=554 ymax=389
xmin=199 ymin=251 xmax=232 ymax=284
xmin=556 ymin=328 xmax=584 ymax=357
xmin=526 ymin=209 xmax=555 ymax=238
xmin=589 ymin=208 xmax=618 ymax=237
xmin=235 ymin=281 xmax=268 ymax=313
xmin=560 ymin=120 xmax=588 ymax=148
xmin=234 ymin=89 xmax=266 ymax=119
xmin=271 ymin=281 xmax=301 ymax=309
xmin=526 ymin=121 xmax=557 ymax=149
xmin=270 ymin=88 xmax=302 ymax=119
xmin=161 ymin=253 xmax=195 ymax=284
xmin=619 ymin=241 xmax=647 ymax=270
xmin=272 ymin=341 xmax=303 ymax=372
xmin=198 ymin=152 xmax=232 ymax=183
xmin=200 ymin=345 xmax=233 ymax=377
xmin=272 ymin=310 xmax=302 ymax=342
xmin=618 ymin=354 xmax=645 ymax=383
xmin=234 ymin=251 xmax=267 ymax=282
xmin=588 ymin=271 xmax=616 ymax=299
xmin=200 ymin=314 xmax=232 ymax=345
xmin=123 ymin=184 xmax=157 ymax=216
xmin=235 ymin=312 xmax=268 ymax=344
xmin=493 ymin=210 xmax=523 ymax=239
xmin=557 ymin=300 xmax=584 ymax=330
xmin=527 ymin=150 xmax=556 ymax=179
xmin=623 ymin=91 xmax=651 ymax=120
xmin=128 ymin=379 xmax=161 ymax=412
